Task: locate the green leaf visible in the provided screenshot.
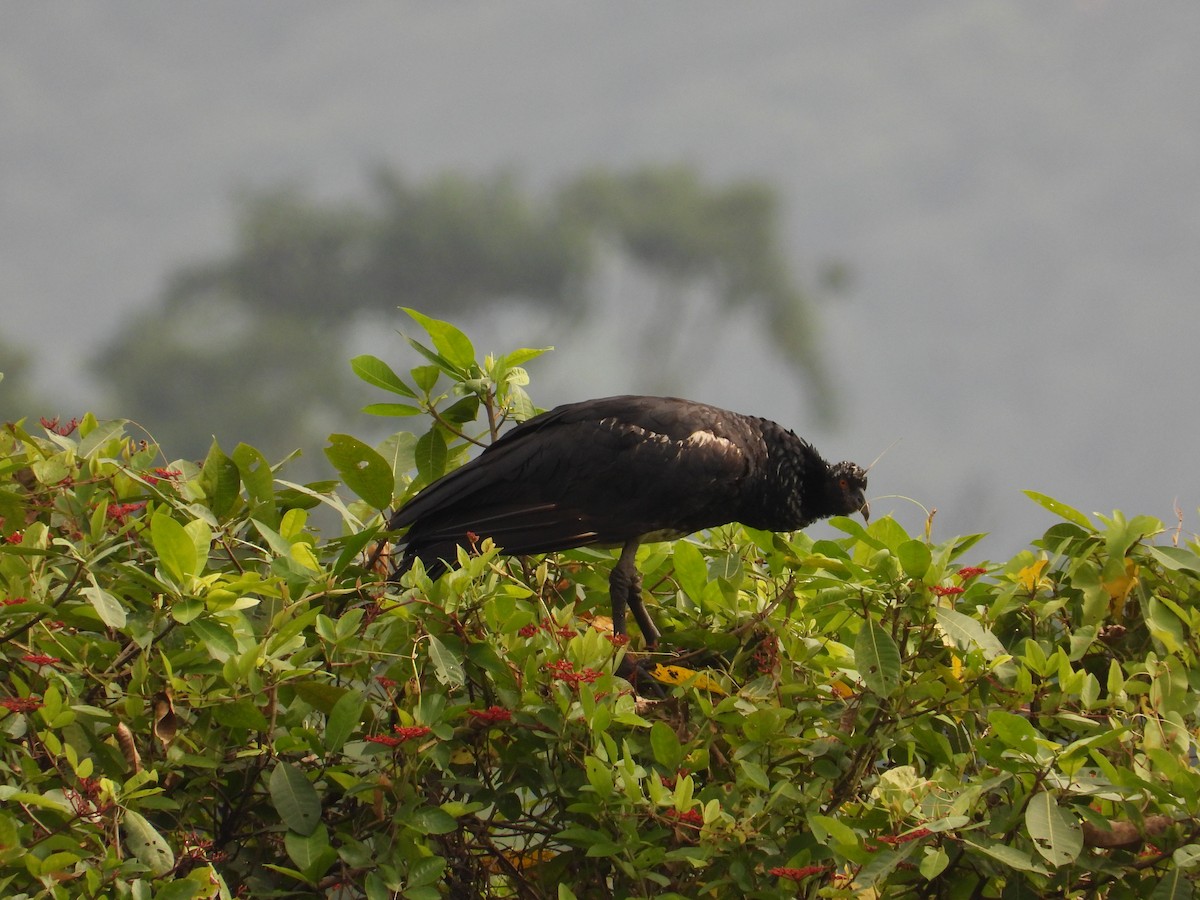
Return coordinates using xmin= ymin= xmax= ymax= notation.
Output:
xmin=76 ymin=418 xmax=130 ymax=459
xmin=332 ymin=525 xmax=381 ymax=576
xmin=351 ymin=354 xmax=418 ymax=398
xmin=1024 ymin=491 xmax=1093 ymax=530
xmin=407 ymin=855 xmax=447 ymax=887
xmin=212 ymin=698 xmax=269 ymax=732
xmin=34 ymin=851 xmax=82 ymax=876
xmin=807 ymin=813 xmax=860 ymax=849
xmin=1147 ymin=597 xmax=1186 ymax=654
xmin=154 ymin=881 xmax=203 ymax=900
xmin=285 ymin=824 xmax=336 ymax=881
xmin=585 ymin=755 xmax=614 ymax=799
xmin=585 ymin=841 xmax=623 ymax=858
xmin=868 ymin=516 xmax=911 ymax=551
xmin=233 ymin=443 xmax=274 ymax=506
xmin=1173 ymin=845 xmax=1200 ymax=869
xmin=403 ymin=335 xmax=455 ymax=378
xmin=502 ymin=346 xmax=552 ymax=369
xmin=190 ymin=618 xmax=238 ymax=661
xmin=123 ymin=809 xmax=175 ymax=876
xmin=964 ymin=839 xmax=1046 ymax=873
xmin=742 ymin=707 xmax=793 ymax=742
xmin=362 ymin=402 xmax=424 ymax=417
xmin=506 ymin=384 xmax=538 ymax=421
xmin=325 ymin=691 xmax=364 ymax=752
xmin=897 ymin=540 xmax=932 ymax=580
xmin=672 ymin=541 xmax=707 ymax=601
xmin=441 ymin=395 xmax=481 ymax=425
xmin=920 ymin=846 xmax=949 ymax=880
xmin=411 ymin=365 xmax=440 ymax=394
xmin=415 ymin=428 xmax=449 ymax=484
xmin=290 ymin=681 xmax=350 ymax=714
xmin=186 ymin=518 xmax=213 ymax=566
xmin=408 ymin=806 xmax=458 ymax=835
xmin=1099 ymin=511 xmax=1161 ymax=568
xmin=1152 ymin=866 xmax=1194 ymax=900
xmin=199 ymin=440 xmax=241 ymax=519
xmin=82 ymin=579 xmax=127 ymax=629
xmin=739 ymin=760 xmax=770 ymax=790
xmin=502 ymin=365 xmax=529 ymax=387
xmin=427 ymin=635 xmax=465 ymax=688
xmin=854 ymin=622 xmax=901 ymax=698
xmin=152 ymin=512 xmax=199 ymax=583
xmin=379 ymin=431 xmax=418 ymax=483
xmin=1149 ymin=545 xmax=1200 ymax=574
xmin=1025 ymin=791 xmax=1082 ymax=866
xmin=251 ymin=517 xmax=294 ymax=557
xmin=324 ymin=433 xmax=394 ymax=509
xmin=30 ymin=453 xmax=72 ymax=487
xmin=404 ymin=308 xmax=476 ymax=371
xmin=933 ymin=608 xmax=1010 ymax=661
xmin=828 ymin=515 xmax=888 ymax=550
xmin=269 ymin=761 xmax=322 ymax=836
xmin=988 ymin=710 xmax=1040 ymax=754
xmin=650 ymin=721 xmax=683 ymax=771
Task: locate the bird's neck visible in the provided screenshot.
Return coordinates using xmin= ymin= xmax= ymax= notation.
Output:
xmin=744 ymin=422 xmax=828 ymax=531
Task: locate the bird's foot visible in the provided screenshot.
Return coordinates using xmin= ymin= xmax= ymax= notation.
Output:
xmin=612 ymin=572 xmax=660 ymax=648
xmin=616 ymin=653 xmax=668 ymax=699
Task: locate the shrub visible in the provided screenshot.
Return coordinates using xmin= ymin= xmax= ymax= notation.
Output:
xmin=1 ymin=313 xmax=1198 ymax=898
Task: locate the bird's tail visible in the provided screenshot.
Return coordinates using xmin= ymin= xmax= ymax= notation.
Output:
xmin=388 ymin=539 xmax=451 ymax=582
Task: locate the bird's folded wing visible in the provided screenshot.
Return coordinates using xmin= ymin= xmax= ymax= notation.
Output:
xmin=391 ymin=396 xmax=763 ymax=571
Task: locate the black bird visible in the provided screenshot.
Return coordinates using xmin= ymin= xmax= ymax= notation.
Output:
xmin=388 ymin=395 xmax=869 ymax=645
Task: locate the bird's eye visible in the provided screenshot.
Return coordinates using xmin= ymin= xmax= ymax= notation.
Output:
xmin=839 ymin=478 xmax=848 ymax=490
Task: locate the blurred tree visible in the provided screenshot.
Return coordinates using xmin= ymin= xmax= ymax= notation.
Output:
xmin=172 ymin=185 xmax=373 ymax=325
xmin=360 ymin=170 xmax=590 ymax=317
xmin=95 ymin=304 xmax=350 ymax=459
xmin=93 ymin=165 xmax=832 ymax=463
xmin=557 ymin=166 xmax=832 ymax=412
xmin=0 ymin=332 xmax=51 ymax=424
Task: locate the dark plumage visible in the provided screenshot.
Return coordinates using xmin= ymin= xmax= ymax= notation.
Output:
xmin=389 ymin=395 xmax=868 ymax=645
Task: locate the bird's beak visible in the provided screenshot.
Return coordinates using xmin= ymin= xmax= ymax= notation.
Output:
xmin=859 ymin=497 xmax=870 ymax=523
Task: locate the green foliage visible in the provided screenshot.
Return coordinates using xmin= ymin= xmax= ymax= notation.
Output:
xmin=2 ymin=312 xmax=1199 ymax=898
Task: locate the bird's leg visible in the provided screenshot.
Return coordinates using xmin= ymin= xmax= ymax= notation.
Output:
xmin=609 ymin=541 xmax=635 ymax=637
xmin=610 ymin=540 xmax=660 ymax=647
xmin=628 ymin=581 xmax=660 ymax=648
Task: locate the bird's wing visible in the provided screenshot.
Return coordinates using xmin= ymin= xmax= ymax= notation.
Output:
xmin=391 ymin=396 xmax=765 ymax=568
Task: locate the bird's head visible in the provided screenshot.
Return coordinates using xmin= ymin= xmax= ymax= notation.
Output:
xmin=829 ymin=461 xmax=869 ymax=522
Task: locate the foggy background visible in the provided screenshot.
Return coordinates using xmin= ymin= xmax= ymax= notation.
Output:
xmin=4 ymin=2 xmax=1199 ymax=559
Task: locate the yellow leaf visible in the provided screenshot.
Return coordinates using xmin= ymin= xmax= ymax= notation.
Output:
xmin=1017 ymin=557 xmax=1050 ymax=593
xmin=950 ymin=653 xmax=963 ymax=681
xmin=588 ymin=615 xmax=614 ymax=634
xmin=829 ymin=679 xmax=856 ymax=699
xmin=650 ymin=664 xmax=727 ymax=695
xmin=483 ymin=847 xmax=558 ymax=873
xmin=1103 ymin=559 xmax=1139 ymax=618
xmin=290 ymin=541 xmax=322 ymax=572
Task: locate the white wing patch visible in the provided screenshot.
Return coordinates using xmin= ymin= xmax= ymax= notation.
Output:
xmin=601 ymin=418 xmax=671 ymax=443
xmin=601 ymin=419 xmax=740 ymax=456
xmin=684 ymin=429 xmax=738 ymax=453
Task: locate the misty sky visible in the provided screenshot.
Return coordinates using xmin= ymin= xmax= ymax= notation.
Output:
xmin=3 ymin=2 xmax=1199 ymax=557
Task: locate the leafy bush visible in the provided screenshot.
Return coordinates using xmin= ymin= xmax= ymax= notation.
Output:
xmin=2 ymin=312 xmax=1199 ymax=899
